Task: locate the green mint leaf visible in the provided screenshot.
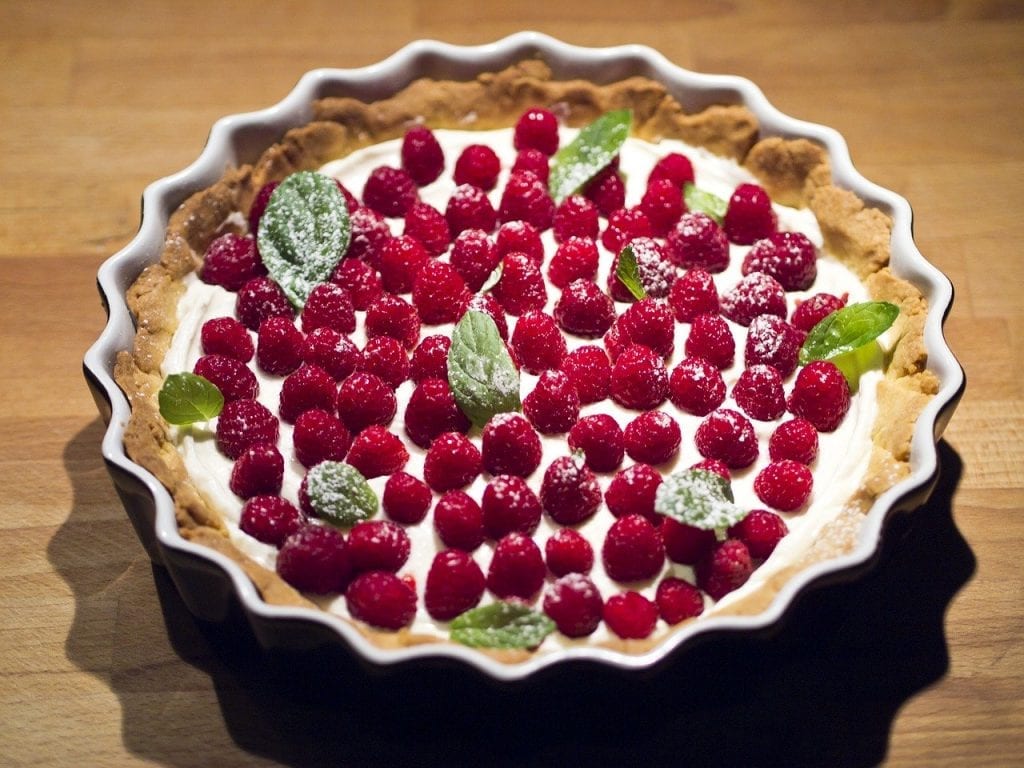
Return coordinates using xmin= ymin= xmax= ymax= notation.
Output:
xmin=615 ymin=244 xmax=646 ymax=301
xmin=450 ymin=602 xmax=556 ymax=649
xmin=257 ymin=171 xmax=350 ymax=309
xmin=480 ymin=262 xmax=503 ymax=294
xmin=798 ymin=301 xmax=899 ymax=366
xmin=654 ymin=468 xmax=747 ymax=536
xmin=684 ymin=182 xmax=727 ymax=224
xmin=548 ymin=109 xmax=632 ymax=203
xmin=447 ymin=310 xmax=521 ymax=428
xmin=158 ymin=372 xmax=224 ymax=425
xmin=303 ymin=461 xmax=377 ymax=527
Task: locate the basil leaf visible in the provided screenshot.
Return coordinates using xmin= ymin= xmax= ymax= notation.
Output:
xmin=450 ymin=602 xmax=556 ymax=649
xmin=548 ymin=110 xmax=632 ymax=203
xmin=257 ymin=171 xmax=350 ymax=309
xmin=798 ymin=301 xmax=899 ymax=366
xmin=616 ymin=245 xmax=646 ymax=301
xmin=303 ymin=461 xmax=377 ymax=527
xmin=654 ymin=468 xmax=746 ymax=536
xmin=447 ymin=310 xmax=521 ymax=428
xmin=158 ymin=372 xmax=224 ymax=425
xmin=684 ymin=182 xmax=727 ymax=224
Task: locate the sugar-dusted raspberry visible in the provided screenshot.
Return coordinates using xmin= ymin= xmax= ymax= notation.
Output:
xmin=330 ymin=257 xmax=383 ymax=311
xmin=433 ymin=490 xmax=485 ymax=551
xmin=460 ymin=292 xmax=509 ymax=340
xmin=723 ymin=183 xmax=777 ymax=245
xmin=552 ymin=195 xmax=600 ymax=243
xmin=583 ymin=165 xmax=625 ymax=216
xmin=495 ymin=220 xmax=544 ymax=265
xmin=548 ymin=236 xmax=599 ymax=289
xmin=662 ymin=517 xmax=716 ymax=565
xmin=279 ymin=364 xmax=337 ymax=423
xmin=605 ymin=463 xmax=662 ymax=523
xmin=448 ymin=230 xmax=498 ymax=292
xmin=404 ymin=377 xmax=471 ymax=449
xmin=640 ymin=178 xmax=684 ymax=236
xmin=728 ymin=509 xmax=789 ymax=560
xmin=656 ymin=577 xmax=704 ymax=624
xmin=669 ymin=267 xmax=719 ymax=322
xmin=513 ymin=107 xmax=559 ymax=155
xmin=346 ymin=519 xmax=411 ymax=573
xmin=732 ymin=364 xmax=786 ymax=421
xmin=230 ymin=442 xmax=284 ymax=498
xmin=543 ymin=573 xmax=603 ymax=638
xmin=559 ymin=345 xmax=611 ymax=405
xmin=498 ymin=171 xmax=555 ymax=230
xmin=481 ymin=412 xmax=542 ymax=478
xmin=276 ymin=523 xmax=353 ymax=595
xmin=511 ymin=148 xmax=550 ymax=182
xmin=684 ymin=313 xmax=735 ymax=370
xmin=791 ymin=292 xmax=848 ymax=333
xmin=362 ymin=165 xmax=418 ymax=217
xmin=301 ymin=283 xmax=356 ymax=336
xmin=540 ymin=455 xmax=601 ymax=525
xmin=360 ymin=335 xmax=410 ymax=389
xmin=424 ymin=432 xmax=482 ymax=492
xmin=445 ymin=183 xmax=497 ymax=238
xmin=668 ymin=356 xmax=726 ymax=416
xmin=666 ymin=212 xmax=730 ymax=273
xmin=333 ymin=180 xmax=359 ymax=213
xmin=523 ymin=370 xmax=580 ymax=434
xmin=345 ymin=206 xmax=392 ymax=266
xmin=769 ymin=418 xmax=819 ymax=464
xmin=345 ymin=571 xmax=417 ymax=630
xmin=744 ymin=314 xmax=804 ymax=378
xmin=404 ymin=201 xmax=451 ymax=256
xmin=695 ymin=408 xmax=759 ymax=468
xmin=364 ymin=293 xmax=421 ymax=349
xmin=378 ymin=234 xmax=429 ymax=294
xmin=335 ymin=372 xmax=396 ymax=433
xmin=400 ymin=124 xmax=444 ymax=186
xmin=216 ymin=398 xmax=278 ymax=459
xmin=487 ymin=532 xmax=546 ymax=600
xmin=301 ymin=327 xmax=359 ymax=381
xmin=256 ymin=316 xmax=304 ymax=376
xmin=603 ymin=591 xmax=659 ymax=639
xmin=236 ymin=276 xmax=294 ymax=331
xmin=345 ymin=425 xmax=409 ymax=478
xmin=648 ymin=152 xmax=695 ymax=188
xmin=240 ymin=495 xmax=303 ymax=547
xmin=609 ymin=237 xmax=676 ymax=302
xmin=412 ymin=259 xmax=471 ymax=326
xmin=695 ymin=538 xmax=753 ymax=600
xmin=568 ymin=414 xmax=625 ymax=473
xmin=193 ymin=354 xmax=258 ymax=402
xmin=510 ymin=311 xmax=567 ymax=374
xmin=410 ymin=334 xmax=450 ymax=383
xmin=754 ymin=459 xmax=813 ymax=511
xmin=743 ymin=231 xmax=817 ymax=291
xmin=788 ymin=360 xmax=851 ymax=432
xmin=614 ymin=297 xmax=675 ymax=360
xmin=554 ymin=279 xmax=616 ymax=338
xmin=200 ymin=233 xmax=263 ymax=291
xmin=481 ymin=474 xmax=542 ymax=540
xmin=383 ymin=471 xmax=432 ymax=525
xmin=609 ymin=344 xmax=669 ymax=410
xmin=601 ymin=207 xmax=653 ymax=254
xmin=292 ymin=408 xmax=352 ymax=468
xmin=201 ymin=316 xmax=254 ymax=363
xmin=248 ymin=181 xmax=279 ymax=234
xmin=424 ymin=549 xmax=486 ymax=620
xmin=492 ymin=251 xmax=547 ymax=316
xmin=690 ymin=457 xmax=732 ymax=480
xmin=453 ymin=144 xmax=500 ymax=190
xmin=623 ymin=410 xmax=681 ymax=465
xmin=544 ymin=529 xmax=595 ymax=577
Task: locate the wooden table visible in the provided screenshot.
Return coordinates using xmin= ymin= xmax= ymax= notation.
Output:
xmin=2 ymin=2 xmax=1021 ymax=766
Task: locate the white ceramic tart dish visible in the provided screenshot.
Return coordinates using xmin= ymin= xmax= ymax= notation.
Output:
xmin=84 ymin=33 xmax=964 ymax=681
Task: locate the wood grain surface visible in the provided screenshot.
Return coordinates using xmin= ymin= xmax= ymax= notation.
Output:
xmin=1 ymin=2 xmax=1021 ymax=766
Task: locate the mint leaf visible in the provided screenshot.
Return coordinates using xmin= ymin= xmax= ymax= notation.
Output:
xmin=798 ymin=301 xmax=899 ymax=366
xmin=158 ymin=372 xmax=224 ymax=425
xmin=450 ymin=602 xmax=556 ymax=649
xmin=684 ymin=182 xmax=727 ymax=224
xmin=654 ymin=468 xmax=747 ymax=536
xmin=303 ymin=461 xmax=377 ymax=527
xmin=447 ymin=310 xmax=521 ymax=428
xmin=257 ymin=171 xmax=350 ymax=309
xmin=480 ymin=262 xmax=503 ymax=294
xmin=616 ymin=244 xmax=646 ymax=301
xmin=548 ymin=109 xmax=632 ymax=203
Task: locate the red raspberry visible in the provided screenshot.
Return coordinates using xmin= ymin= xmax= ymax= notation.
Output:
xmin=583 ymin=165 xmax=625 ymax=216
xmin=424 ymin=549 xmax=486 ymax=620
xmin=695 ymin=538 xmax=753 ymax=600
xmin=279 ymin=364 xmax=336 ymax=423
xmin=540 ymin=455 xmax=601 ymax=525
xmin=668 ymin=356 xmax=726 ymax=416
xmin=347 ymin=519 xmax=411 ymax=573
xmin=460 ymin=292 xmax=509 ymax=340
xmin=601 ymin=207 xmax=652 ymax=254
xmin=239 ymin=495 xmax=303 ymax=547
xmin=754 ymin=459 xmax=813 ymax=511
xmin=769 ymin=418 xmax=819 ymax=464
xmin=684 ymin=313 xmax=735 ymax=369
xmin=292 ymin=408 xmax=352 ymax=468
xmin=732 ymin=364 xmax=786 ymax=421
xmin=248 ymin=181 xmax=279 ymax=234
xmin=301 ymin=327 xmax=360 ymax=381
xmin=345 ymin=206 xmax=391 ymax=266
xmin=362 ymin=165 xmax=418 ymax=217
xmin=481 ymin=413 xmax=542 ymax=477
xmin=662 ymin=517 xmax=716 ymax=565
xmin=695 ymin=408 xmax=759 ymax=468
xmin=497 ymin=171 xmax=555 ymax=231
xmin=544 ymin=529 xmax=595 ymax=577
xmin=413 ymin=259 xmax=470 ymax=325
xmin=336 ymin=372 xmax=397 ymax=433
xmin=193 ymin=353 xmax=258 ymax=402
xmin=559 ymin=345 xmax=611 ymax=405
xmin=301 ymin=283 xmax=355 ymax=335
xmin=656 ymin=577 xmax=704 ymax=624
xmin=487 ymin=532 xmax=546 ymax=600
xmin=495 ymin=220 xmax=544 ymax=265
xmin=276 ymin=523 xmax=353 ymax=594
xmin=603 ymin=591 xmax=659 ymax=639
xmin=605 ymin=463 xmax=662 ymax=523
xmin=330 ymin=257 xmax=383 ymax=311
xmin=512 ymin=148 xmax=550 ymax=183
xmin=201 ymin=316 xmax=254 ymax=363
xmin=345 ymin=571 xmax=417 ymax=630
xmin=548 ymin=236 xmax=599 ymax=289
xmin=614 ymin=297 xmax=675 ymax=359
xmin=524 ymin=370 xmax=580 ymax=434
xmin=453 ymin=144 xmax=500 ymax=190
xmin=256 ymin=316 xmax=304 ymax=376
xmin=648 ymin=152 xmax=695 ymax=188
xmin=365 ymin=294 xmax=421 ymax=350
xmin=404 ymin=201 xmax=451 ymax=256
xmin=543 ymin=573 xmax=603 ymax=638
xmin=608 ymin=237 xmax=676 ymax=302
xmin=743 ymin=231 xmax=817 ymax=291
xmin=513 ymin=107 xmax=559 ymax=155
xmin=230 ymin=442 xmax=284 ymax=498
xmin=553 ymin=195 xmax=600 ymax=243
xmin=510 ymin=311 xmax=567 ymax=374
xmin=449 ymin=229 xmax=499 ymax=291
xmin=791 ymin=292 xmax=848 ymax=333
xmin=235 ymin=276 xmax=293 ymax=331
xmin=744 ymin=314 xmax=804 ymax=378
xmin=200 ymin=233 xmax=263 ymax=291
xmin=378 ymin=235 xmax=429 ymax=294
xmin=360 ymin=335 xmax=410 ymax=389
xmin=690 ymin=458 xmax=732 ymax=480
xmin=215 ymin=398 xmax=279 ymax=459
xmin=568 ymin=414 xmax=625 ymax=473
xmin=788 ymin=360 xmax=851 ymax=431
xmin=404 ymin=377 xmax=471 ymax=449
xmin=623 ymin=410 xmax=681 ymax=465
xmin=382 ymin=471 xmax=432 ymax=525
xmin=669 ymin=268 xmax=720 ymax=322
xmin=666 ymin=212 xmax=729 ymax=272
xmin=400 ymin=125 xmax=444 ymax=186
xmin=424 ymin=432 xmax=482 ymax=492
xmin=446 ymin=184 xmax=497 ymax=237
xmin=345 ymin=426 xmax=409 ymax=478
xmin=332 ymin=180 xmax=359 ymax=215
xmin=640 ymin=178 xmax=684 ymax=236
xmin=410 ymin=334 xmax=450 ymax=383
xmin=492 ymin=251 xmax=547 ymax=316
xmin=724 ymin=183 xmax=777 ymax=245
xmin=609 ymin=344 xmax=669 ymax=410
xmin=481 ymin=475 xmax=542 ymax=539
xmin=554 ymin=279 xmax=616 ymax=338
xmin=433 ymin=490 xmax=485 ymax=551
xmin=728 ymin=509 xmax=789 ymax=560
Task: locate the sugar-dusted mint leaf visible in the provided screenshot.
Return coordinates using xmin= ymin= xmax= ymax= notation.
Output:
xmin=303 ymin=460 xmax=377 ymax=527
xmin=548 ymin=109 xmax=632 ymax=204
xmin=257 ymin=171 xmax=350 ymax=309
xmin=447 ymin=309 xmax=521 ymax=428
xmin=480 ymin=261 xmax=503 ymax=293
xmin=616 ymin=244 xmax=646 ymax=301
xmin=158 ymin=372 xmax=224 ymax=425
xmin=450 ymin=602 xmax=556 ymax=649
xmin=683 ymin=182 xmax=727 ymax=224
xmin=798 ymin=301 xmax=899 ymax=366
xmin=654 ymin=468 xmax=746 ymax=536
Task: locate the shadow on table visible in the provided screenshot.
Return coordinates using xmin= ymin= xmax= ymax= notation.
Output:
xmin=54 ymin=421 xmax=973 ymax=768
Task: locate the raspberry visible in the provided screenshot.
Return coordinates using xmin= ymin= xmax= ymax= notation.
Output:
xmin=453 ymin=144 xmax=501 ymax=190
xmin=424 ymin=432 xmax=482 ymax=492
xmin=603 ymin=513 xmax=666 ymax=583
xmin=513 ymin=107 xmax=560 ymax=155
xmin=544 ymin=529 xmax=595 ymax=577
xmin=215 ymin=398 xmax=279 ymax=460
xmin=362 ymin=165 xmax=418 ymax=217
xmin=497 ymin=171 xmax=555 ymax=230
xmin=400 ymin=125 xmax=444 ymax=186
xmin=523 ymin=370 xmax=580 ymax=434
xmin=754 ymin=459 xmax=814 ymax=511
xmin=492 ymin=251 xmax=547 ymax=316
xmin=510 ymin=311 xmax=567 ymax=374
xmin=201 ymin=316 xmax=254 ymax=363
xmin=695 ymin=538 xmax=753 ymax=600
xmin=382 ymin=471 xmax=432 ymax=525
xmin=345 ymin=426 xmax=409 ymax=478
xmin=743 ymin=231 xmax=817 ymax=291
xmin=403 ymin=377 xmax=471 ymax=448
xmin=556 ymin=347 xmax=610 ymax=406
xmin=378 ymin=234 xmax=429 ymax=294
xmin=603 ymin=591 xmax=658 ymax=640
xmin=449 ymin=229 xmax=500 ymax=291
xmin=540 ymin=455 xmax=601 ymax=525
xmin=256 ymin=316 xmax=304 ymax=376
xmin=410 ymin=334 xmax=451 ymax=383
xmin=404 ymin=201 xmax=451 ymax=256
xmin=495 ymin=220 xmax=544 ymax=265
xmin=424 ymin=549 xmax=486 ymax=620
xmin=481 ymin=475 xmax=542 ymax=539
xmin=345 ymin=571 xmax=417 ymax=630
xmin=333 ymin=180 xmax=359 ymax=213
xmin=301 ymin=283 xmax=355 ymax=335
xmin=511 ymin=148 xmax=550 ymax=183
xmin=445 ymin=184 xmax=497 ymax=237
xmin=553 ymin=195 xmax=600 ymax=243
xmin=481 ymin=413 xmax=542 ymax=478
xmin=732 ymin=364 xmax=786 ymax=421
xmin=412 ymin=259 xmax=471 ymax=325
xmin=548 ymin=236 xmax=599 ymax=289
xmin=609 ymin=344 xmax=669 ymax=410
xmin=666 ymin=212 xmax=729 ymax=273
xmin=695 ymin=408 xmax=759 ymax=468
xmin=364 ymin=293 xmax=421 ymax=349
xmin=193 ymin=353 xmax=258 ymax=402
xmin=744 ymin=314 xmax=804 ymax=378
xmin=668 ymin=356 xmax=727 ymax=416
xmin=460 ymin=292 xmax=509 ymax=340
xmin=239 ymin=495 xmax=303 ymax=547
xmin=345 ymin=206 xmax=392 ymax=266
xmin=230 ymin=442 xmax=284 ymax=498
xmin=583 ymin=165 xmax=625 ymax=216
xmin=690 ymin=458 xmax=732 ymax=480
xmin=648 ymin=152 xmax=695 ymax=188
xmin=330 ymin=257 xmax=383 ymax=311
xmin=200 ymin=233 xmax=263 ymax=291
xmin=433 ymin=490 xmax=485 ymax=551
xmin=661 ymin=517 xmax=716 ymax=565
xmin=608 ymin=237 xmax=676 ymax=302
xmin=336 ymin=372 xmax=397 ymax=433
xmin=248 ymin=181 xmax=279 ymax=234
xmin=543 ymin=573 xmax=603 ymax=638
xmin=487 ymin=532 xmax=546 ymax=600
xmin=728 ymin=509 xmax=789 ymax=560
xmin=301 ymin=327 xmax=360 ymax=381
xmin=346 ymin=519 xmax=411 ymax=573
xmin=276 ymin=523 xmax=353 ymax=595
xmin=360 ymin=335 xmax=410 ymax=389
xmin=791 ymin=292 xmax=848 ymax=332
xmin=614 ymin=297 xmax=675 ymax=359
xmin=623 ymin=410 xmax=681 ymax=465
xmin=605 ymin=463 xmax=662 ymax=523
xmin=669 ymin=268 xmax=720 ymax=322
xmin=787 ymin=360 xmax=851 ymax=431
xmin=684 ymin=313 xmax=736 ymax=369
xmin=278 ymin=364 xmax=337 ymax=423
xmin=600 ymin=207 xmax=652 ymax=254
xmin=292 ymin=408 xmax=352 ymax=468
xmin=656 ymin=577 xmax=704 ymax=624
xmin=568 ymin=414 xmax=625 ymax=473
xmin=769 ymin=418 xmax=819 ymax=464
xmin=723 ymin=183 xmax=777 ymax=245
xmin=554 ymin=279 xmax=616 ymax=338
xmin=640 ymin=178 xmax=684 ymax=236
xmin=235 ymin=276 xmax=293 ymax=331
